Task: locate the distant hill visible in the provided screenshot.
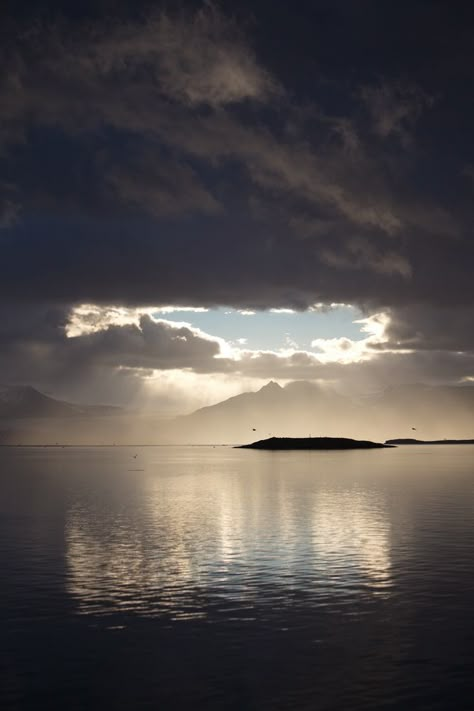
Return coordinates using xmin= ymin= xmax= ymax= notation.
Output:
xmin=0 ymin=381 xmax=473 ymax=445
xmin=369 ymin=383 xmax=474 ymax=413
xmin=170 ymin=381 xmax=360 ymax=443
xmin=168 ymin=381 xmax=474 ymax=444
xmin=364 ymin=384 xmax=474 ymax=441
xmin=0 ymin=385 xmax=119 ymax=419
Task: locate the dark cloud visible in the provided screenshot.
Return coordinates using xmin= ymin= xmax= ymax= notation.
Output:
xmin=359 ymin=82 xmax=435 ymax=145
xmin=66 ymin=315 xmax=222 ymax=371
xmin=382 ymin=306 xmax=474 ymax=353
xmin=0 ymin=305 xmax=219 ymax=373
xmin=0 ymin=182 xmax=20 ymax=227
xmin=105 ymin=148 xmax=222 ymax=218
xmin=0 ymin=0 xmax=473 ymax=395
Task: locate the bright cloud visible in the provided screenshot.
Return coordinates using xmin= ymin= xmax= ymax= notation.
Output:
xmin=66 ymin=304 xmax=156 ymax=337
xmin=311 ymin=312 xmax=393 ymax=363
xmin=66 ymin=305 xmax=399 ymax=371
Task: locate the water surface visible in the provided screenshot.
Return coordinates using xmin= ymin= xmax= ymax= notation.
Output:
xmin=1 ymin=445 xmax=474 ymax=709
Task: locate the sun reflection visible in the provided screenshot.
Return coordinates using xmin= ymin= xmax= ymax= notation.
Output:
xmin=311 ymin=488 xmax=392 ymax=593
xmin=65 ymin=456 xmax=393 ymax=620
xmin=65 ymin=497 xmax=205 ymax=620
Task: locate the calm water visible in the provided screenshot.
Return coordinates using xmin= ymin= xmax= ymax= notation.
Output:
xmin=1 ymin=445 xmax=474 ymax=709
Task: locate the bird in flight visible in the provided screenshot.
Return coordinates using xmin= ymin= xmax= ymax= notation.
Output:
xmin=252 ymin=428 xmax=256 ymax=431
xmin=412 ymin=427 xmax=416 ymax=431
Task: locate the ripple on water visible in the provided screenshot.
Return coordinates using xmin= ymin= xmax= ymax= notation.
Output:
xmin=1 ymin=445 xmax=474 ymax=708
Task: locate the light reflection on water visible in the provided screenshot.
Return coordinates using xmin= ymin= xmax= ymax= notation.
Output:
xmin=3 ymin=445 xmax=474 ymax=709
xmin=65 ymin=449 xmax=393 ymax=620
xmin=311 ymin=490 xmax=391 ymax=592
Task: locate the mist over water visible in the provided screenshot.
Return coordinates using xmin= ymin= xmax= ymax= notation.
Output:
xmin=2 ymin=445 xmax=474 ymax=709
xmin=2 ymin=381 xmax=474 ymax=445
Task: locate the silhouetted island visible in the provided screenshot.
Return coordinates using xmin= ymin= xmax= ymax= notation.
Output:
xmin=385 ymin=438 xmax=474 ymax=445
xmin=239 ymin=437 xmax=394 ymax=450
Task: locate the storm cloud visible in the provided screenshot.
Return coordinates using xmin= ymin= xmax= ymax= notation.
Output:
xmin=1 ymin=0 xmax=473 ymax=404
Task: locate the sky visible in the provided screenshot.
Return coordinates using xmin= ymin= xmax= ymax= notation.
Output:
xmin=1 ymin=0 xmax=473 ymax=412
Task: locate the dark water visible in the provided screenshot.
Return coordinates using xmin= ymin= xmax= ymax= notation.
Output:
xmin=1 ymin=445 xmax=474 ymax=710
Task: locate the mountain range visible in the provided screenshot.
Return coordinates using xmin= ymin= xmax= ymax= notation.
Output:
xmin=172 ymin=381 xmax=474 ymax=443
xmin=0 ymin=385 xmax=118 ymax=419
xmin=0 ymin=381 xmax=473 ymax=444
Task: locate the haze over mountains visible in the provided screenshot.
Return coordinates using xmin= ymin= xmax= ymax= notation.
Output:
xmin=0 ymin=381 xmax=473 ymax=445
xmin=173 ymin=381 xmax=474 ymax=444
xmin=0 ymin=385 xmax=118 ymax=419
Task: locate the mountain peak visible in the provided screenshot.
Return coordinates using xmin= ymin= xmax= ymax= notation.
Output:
xmin=259 ymin=381 xmax=282 ymax=392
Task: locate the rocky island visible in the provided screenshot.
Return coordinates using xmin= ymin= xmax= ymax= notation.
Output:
xmin=385 ymin=438 xmax=474 ymax=445
xmin=238 ymin=436 xmax=395 ymax=450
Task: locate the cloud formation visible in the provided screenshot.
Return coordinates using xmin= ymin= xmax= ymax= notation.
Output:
xmin=0 ymin=302 xmax=472 ymax=411
xmin=0 ymin=1 xmax=473 ymax=404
